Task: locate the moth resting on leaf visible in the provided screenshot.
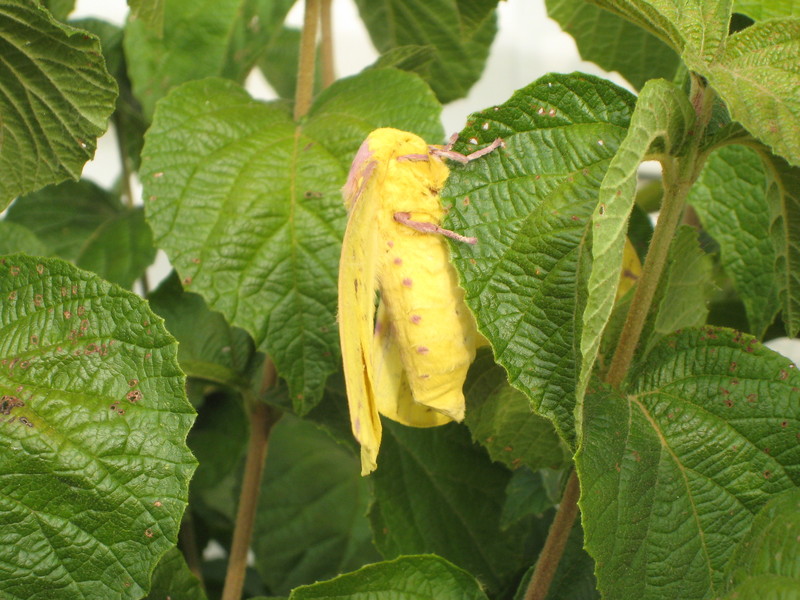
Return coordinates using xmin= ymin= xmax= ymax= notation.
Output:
xmin=338 ymin=127 xmax=503 ymax=475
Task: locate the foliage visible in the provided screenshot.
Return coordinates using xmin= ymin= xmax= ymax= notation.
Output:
xmin=0 ymin=0 xmax=798 ymax=599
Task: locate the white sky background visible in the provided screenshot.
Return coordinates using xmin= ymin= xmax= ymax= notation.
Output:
xmin=69 ymin=0 xmax=800 ymax=364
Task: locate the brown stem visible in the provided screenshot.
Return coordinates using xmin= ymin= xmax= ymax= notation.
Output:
xmin=294 ymin=0 xmax=321 ymax=120
xmin=320 ymin=0 xmax=335 ymax=88
xmin=523 ymin=470 xmax=581 ymax=600
xmin=221 ymin=360 xmax=280 ymax=600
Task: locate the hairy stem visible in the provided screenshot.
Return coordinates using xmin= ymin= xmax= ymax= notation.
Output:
xmin=523 ymin=470 xmax=581 ymax=600
xmin=606 ymin=74 xmax=713 ymax=387
xmin=221 ymin=361 xmax=279 ymax=600
xmin=320 ymin=0 xmax=335 ymax=88
xmin=605 ymin=161 xmax=688 ymax=387
xmin=294 ymin=0 xmax=321 ymax=120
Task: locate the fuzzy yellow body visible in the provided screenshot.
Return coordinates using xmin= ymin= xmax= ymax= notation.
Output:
xmin=339 ymin=128 xmax=482 ymax=475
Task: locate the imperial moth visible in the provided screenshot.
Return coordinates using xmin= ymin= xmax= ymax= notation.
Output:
xmin=338 ymin=127 xmax=502 ymax=475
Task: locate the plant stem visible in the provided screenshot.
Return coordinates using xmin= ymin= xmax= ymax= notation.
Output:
xmin=523 ymin=470 xmax=581 ymax=600
xmin=294 ymin=0 xmax=321 ymax=120
xmin=605 ymin=162 xmax=686 ymax=387
xmin=221 ymin=361 xmax=279 ymax=600
xmin=320 ymin=0 xmax=335 ymax=88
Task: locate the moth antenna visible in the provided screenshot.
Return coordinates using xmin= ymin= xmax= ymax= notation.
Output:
xmin=430 ymin=137 xmax=505 ymax=164
xmin=394 ymin=212 xmax=477 ymax=245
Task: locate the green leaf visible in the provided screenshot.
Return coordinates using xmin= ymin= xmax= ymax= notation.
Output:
xmin=577 ymin=327 xmax=800 ymax=599
xmin=639 ymin=225 xmax=715 ymax=352
xmin=500 ymin=468 xmax=558 ymax=528
xmin=734 ymin=0 xmax=800 ymax=21
xmin=74 ymin=207 xmax=156 ymax=289
xmin=723 ymin=488 xmax=800 ymax=599
xmin=187 ymin=389 xmax=248 ymax=524
xmin=590 ymin=0 xmax=732 ymax=61
xmin=128 ymin=0 xmax=165 ymax=35
xmin=353 ymin=0 xmax=498 ymax=103
xmin=289 ymin=555 xmax=490 ymax=600
xmin=148 ymin=272 xmax=259 ymax=390
xmin=764 ymin=152 xmax=800 ymax=336
xmin=144 ymin=547 xmax=207 ymax=600
xmin=699 ymin=18 xmax=800 ymax=166
xmin=42 ymin=0 xmax=74 ymax=20
xmin=0 ymin=221 xmax=49 ymax=256
xmin=0 ymin=1 xmax=117 ymax=206
xmin=580 ymin=79 xmax=694 ymax=409
xmin=141 ymin=69 xmax=444 ymax=412
xmin=6 ymin=181 xmax=154 ymax=289
xmin=369 ymin=421 xmax=539 ymax=595
xmin=465 ymin=350 xmax=570 ymax=471
xmin=253 ymin=414 xmax=379 ymax=594
xmin=690 ymin=145 xmax=780 ymax=337
xmin=123 ymin=0 xmax=241 ymax=118
xmin=223 ymin=0 xmax=297 ymax=83
xmin=444 ymin=72 xmax=636 ymax=443
xmin=546 ymin=0 xmax=680 ymax=89
xmin=6 ymin=179 xmax=122 ymax=261
xmin=0 ymin=254 xmax=196 ymax=599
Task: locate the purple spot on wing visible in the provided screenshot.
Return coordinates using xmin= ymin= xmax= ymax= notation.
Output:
xmin=417 ymin=346 xmax=429 ymax=354
xmin=410 ymin=315 xmax=421 ymax=324
xmin=403 ymin=278 xmax=412 ymax=287
xmin=394 ymin=257 xmax=402 ymax=265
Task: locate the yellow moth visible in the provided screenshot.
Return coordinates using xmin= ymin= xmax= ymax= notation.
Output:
xmin=338 ymin=127 xmax=503 ymax=475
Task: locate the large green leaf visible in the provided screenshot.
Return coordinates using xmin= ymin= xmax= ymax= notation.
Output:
xmin=734 ymin=0 xmax=800 ymax=19
xmin=74 ymin=207 xmax=156 ymax=289
xmin=124 ymin=0 xmax=240 ymax=118
xmin=6 ymin=181 xmax=154 ymax=289
xmin=6 ymin=180 xmax=122 ymax=261
xmin=222 ymin=0 xmax=297 ymax=83
xmin=0 ymin=1 xmax=117 ymax=206
xmin=0 ymin=221 xmax=49 ymax=256
xmin=141 ymin=69 xmax=444 ymax=413
xmin=764 ymin=152 xmax=800 ymax=336
xmin=0 ymin=255 xmax=196 ymax=599
xmin=444 ymin=72 xmax=636 ymax=443
xmin=252 ymin=415 xmax=379 ymax=594
xmin=580 ymin=79 xmax=694 ymax=407
xmin=144 ymin=547 xmax=207 ymax=600
xmin=464 ymin=350 xmax=570 ymax=471
xmin=148 ymin=272 xmax=259 ymax=390
xmin=369 ymin=421 xmax=542 ymax=595
xmin=42 ymin=0 xmax=74 ymax=20
xmin=690 ymin=145 xmax=780 ymax=338
xmin=700 ymin=18 xmax=800 ymax=167
xmin=546 ymin=0 xmax=680 ymax=89
xmin=578 ymin=327 xmax=800 ymax=599
xmin=723 ymin=487 xmax=800 ymax=599
xmin=353 ymin=0 xmax=498 ymax=103
xmin=289 ymin=555 xmax=490 ymax=600
xmin=589 ymin=0 xmax=732 ymax=61
xmin=128 ymin=0 xmax=165 ymax=35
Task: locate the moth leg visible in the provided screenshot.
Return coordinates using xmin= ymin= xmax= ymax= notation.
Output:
xmin=430 ymin=136 xmax=505 ymax=164
xmin=394 ymin=211 xmax=477 ymax=245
